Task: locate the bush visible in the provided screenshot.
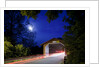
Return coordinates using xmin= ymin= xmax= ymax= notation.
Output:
xmin=4 ymin=41 xmax=14 ymax=59
xmin=4 ymin=41 xmax=29 ymax=59
xmin=15 ymin=44 xmax=28 ymax=57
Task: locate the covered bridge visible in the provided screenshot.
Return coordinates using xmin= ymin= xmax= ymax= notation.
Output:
xmin=40 ymin=38 xmax=65 ymax=56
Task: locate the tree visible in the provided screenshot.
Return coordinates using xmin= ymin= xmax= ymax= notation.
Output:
xmin=4 ymin=10 xmax=25 ymax=45
xmin=4 ymin=41 xmax=14 ymax=59
xmin=15 ymin=44 xmax=29 ymax=57
xmin=4 ymin=10 xmax=36 ymax=47
xmin=20 ymin=20 xmax=37 ymax=47
xmin=62 ymin=10 xmax=85 ymax=64
xmin=45 ymin=10 xmax=62 ymax=22
xmin=4 ymin=41 xmax=29 ymax=59
xmin=20 ymin=10 xmax=62 ymax=22
xmin=20 ymin=10 xmax=40 ymax=19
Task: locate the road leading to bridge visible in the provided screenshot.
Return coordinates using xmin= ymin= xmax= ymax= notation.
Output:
xmin=24 ymin=52 xmax=65 ymax=64
xmin=7 ymin=52 xmax=65 ymax=64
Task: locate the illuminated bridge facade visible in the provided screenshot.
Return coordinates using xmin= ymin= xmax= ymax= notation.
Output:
xmin=40 ymin=38 xmax=65 ymax=56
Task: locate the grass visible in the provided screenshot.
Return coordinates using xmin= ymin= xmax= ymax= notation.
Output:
xmin=59 ymin=60 xmax=64 ymax=64
xmin=4 ymin=58 xmax=31 ymax=64
xmin=61 ymin=61 xmax=64 ymax=64
xmin=4 ymin=54 xmax=43 ymax=64
xmin=4 ymin=59 xmax=21 ymax=64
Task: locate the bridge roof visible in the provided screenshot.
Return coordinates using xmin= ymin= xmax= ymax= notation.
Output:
xmin=40 ymin=38 xmax=63 ymax=46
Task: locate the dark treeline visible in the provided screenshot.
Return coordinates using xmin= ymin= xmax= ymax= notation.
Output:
xmin=4 ymin=41 xmax=43 ymax=59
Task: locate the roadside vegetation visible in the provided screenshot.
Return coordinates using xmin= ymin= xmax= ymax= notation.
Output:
xmin=4 ymin=40 xmax=29 ymax=59
xmin=4 ymin=40 xmax=43 ymax=59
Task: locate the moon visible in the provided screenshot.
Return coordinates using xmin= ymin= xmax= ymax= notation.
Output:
xmin=28 ymin=25 xmax=33 ymax=31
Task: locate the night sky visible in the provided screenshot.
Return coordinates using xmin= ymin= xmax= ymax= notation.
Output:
xmin=27 ymin=10 xmax=69 ymax=46
xmin=4 ymin=10 xmax=69 ymax=47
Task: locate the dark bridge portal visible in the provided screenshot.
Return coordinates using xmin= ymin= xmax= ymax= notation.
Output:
xmin=49 ymin=43 xmax=64 ymax=54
